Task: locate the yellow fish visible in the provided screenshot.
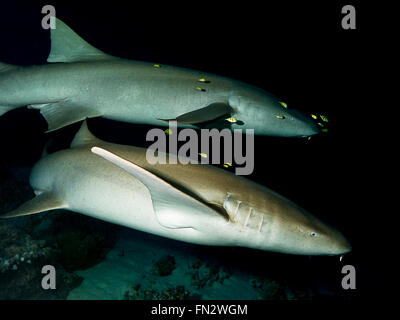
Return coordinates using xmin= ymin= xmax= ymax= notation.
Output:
xmin=320 ymin=115 xmax=329 ymax=123
xmin=225 ymin=117 xmax=237 ymax=123
xmin=279 ymin=101 xmax=288 ymax=109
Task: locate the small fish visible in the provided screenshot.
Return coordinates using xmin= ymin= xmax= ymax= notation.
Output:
xmin=195 ymin=87 xmax=206 ymax=92
xmin=223 ymin=164 xmax=229 ymax=168
xmin=225 ymin=117 xmax=237 ymax=123
xmin=197 ymin=78 xmax=209 ymax=83
xmin=317 ymin=122 xmax=324 ymax=127
xmin=320 ymin=114 xmax=329 ymax=123
xmin=153 ymin=64 xmax=161 ymax=68
xmin=311 ymin=114 xmax=318 ymax=120
xmin=275 ymin=114 xmax=285 ymax=119
xmin=321 ymin=128 xmax=328 ymax=133
xmin=279 ymin=101 xmax=288 ymax=109
xmin=164 ymin=128 xmax=172 ymax=135
xmin=199 ymin=153 xmax=208 ymax=158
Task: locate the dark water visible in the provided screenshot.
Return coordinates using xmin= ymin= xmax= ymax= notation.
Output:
xmin=0 ymin=0 xmax=386 ymax=302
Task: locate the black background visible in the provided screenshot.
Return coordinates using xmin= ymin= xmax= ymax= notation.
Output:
xmin=0 ymin=0 xmax=390 ymax=307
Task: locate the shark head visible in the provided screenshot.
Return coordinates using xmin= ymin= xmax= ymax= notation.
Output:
xmin=223 ymin=185 xmax=351 ymax=256
xmin=251 ymin=192 xmax=352 ymax=255
xmin=266 ymin=210 xmax=351 ymax=256
xmin=228 ymin=86 xmax=319 ymax=137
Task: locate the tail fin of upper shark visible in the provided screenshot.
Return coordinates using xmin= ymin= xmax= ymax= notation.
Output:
xmin=47 ymin=18 xmax=115 ymax=63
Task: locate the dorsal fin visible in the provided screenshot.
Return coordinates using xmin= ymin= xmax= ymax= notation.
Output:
xmin=71 ymin=120 xmax=101 ymax=148
xmin=47 ymin=18 xmax=116 ymax=63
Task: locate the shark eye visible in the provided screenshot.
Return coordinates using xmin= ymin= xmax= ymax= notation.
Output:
xmin=310 ymin=232 xmax=317 ymax=237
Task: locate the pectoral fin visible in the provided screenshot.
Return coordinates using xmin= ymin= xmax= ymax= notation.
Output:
xmin=158 ymin=102 xmax=233 ymax=125
xmin=91 ymin=147 xmax=225 ymax=229
xmin=29 ymin=100 xmax=102 ymax=132
xmin=0 ymin=192 xmax=67 ymax=218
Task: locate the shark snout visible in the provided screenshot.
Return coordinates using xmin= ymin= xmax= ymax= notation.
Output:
xmin=326 ymin=229 xmax=352 ymax=255
xmin=295 ymin=212 xmax=352 ymax=256
xmin=311 ymin=220 xmax=352 ymax=256
xmin=287 ymin=109 xmax=320 ymax=137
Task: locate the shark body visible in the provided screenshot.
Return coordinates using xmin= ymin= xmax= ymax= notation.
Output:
xmin=0 ymin=18 xmax=318 ymax=136
xmin=1 ymin=122 xmax=350 ymax=255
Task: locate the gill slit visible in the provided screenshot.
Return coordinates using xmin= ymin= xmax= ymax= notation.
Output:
xmin=244 ymin=207 xmax=253 ymax=227
xmin=234 ymin=201 xmax=242 ymax=220
xmin=258 ymin=215 xmax=264 ymax=233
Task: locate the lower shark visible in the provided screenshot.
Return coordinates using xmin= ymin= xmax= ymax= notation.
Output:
xmin=0 ymin=18 xmax=318 ymax=137
xmin=0 ymin=121 xmax=349 ymax=255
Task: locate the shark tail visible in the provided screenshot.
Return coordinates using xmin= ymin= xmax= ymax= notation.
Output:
xmin=0 ymin=61 xmax=18 ymax=116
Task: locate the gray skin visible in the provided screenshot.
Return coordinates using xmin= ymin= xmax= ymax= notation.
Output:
xmin=0 ymin=18 xmax=318 ymax=136
xmin=1 ymin=122 xmax=350 ymax=256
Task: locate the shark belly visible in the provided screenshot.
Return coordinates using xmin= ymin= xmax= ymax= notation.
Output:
xmin=35 ymin=149 xmax=232 ymax=246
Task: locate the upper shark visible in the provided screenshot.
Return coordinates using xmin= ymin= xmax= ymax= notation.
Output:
xmin=1 ymin=121 xmax=349 ymax=255
xmin=0 ymin=18 xmax=318 ymax=136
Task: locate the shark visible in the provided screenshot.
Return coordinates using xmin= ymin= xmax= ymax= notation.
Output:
xmin=0 ymin=18 xmax=318 ymax=137
xmin=1 ymin=121 xmax=350 ymax=255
